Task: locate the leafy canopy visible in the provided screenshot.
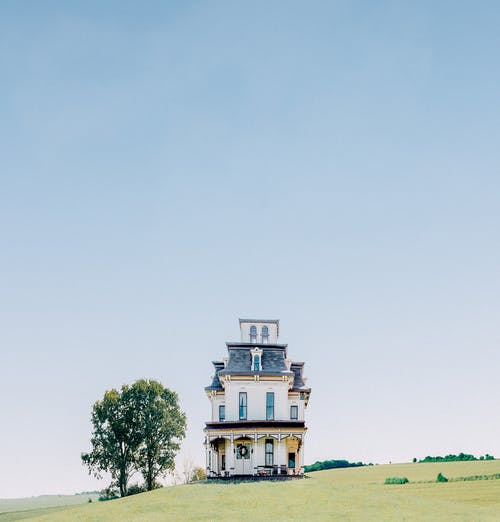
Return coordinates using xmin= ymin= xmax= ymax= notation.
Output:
xmin=82 ymin=379 xmax=186 ymax=496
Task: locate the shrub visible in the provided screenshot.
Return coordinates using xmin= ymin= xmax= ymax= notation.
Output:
xmin=126 ymin=483 xmax=147 ymax=496
xmin=98 ymin=487 xmax=119 ymax=501
xmin=385 ymin=477 xmax=409 ymax=485
xmin=436 ymin=473 xmax=448 ymax=483
xmin=190 ymin=467 xmax=207 ymax=482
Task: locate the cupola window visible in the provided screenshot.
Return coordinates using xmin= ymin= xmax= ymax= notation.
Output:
xmin=261 ymin=325 xmax=269 ymax=343
xmin=250 ymin=325 xmax=257 ymax=343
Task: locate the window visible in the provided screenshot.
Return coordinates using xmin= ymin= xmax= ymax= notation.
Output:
xmin=250 ymin=325 xmax=257 ymax=342
xmin=239 ymin=392 xmax=247 ymax=420
xmin=221 ymin=454 xmax=226 ymax=470
xmin=261 ymin=325 xmax=269 ymax=343
xmin=251 ymin=347 xmax=263 ymax=372
xmin=266 ymin=392 xmax=274 ymax=420
xmin=219 ymin=405 xmax=225 ymax=422
xmin=290 ymin=405 xmax=298 ymax=419
xmin=288 ymin=452 xmax=296 ymax=469
xmin=265 ymin=439 xmax=274 ymax=466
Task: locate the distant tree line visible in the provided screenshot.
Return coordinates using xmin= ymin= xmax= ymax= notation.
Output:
xmin=304 ymin=459 xmax=369 ymax=473
xmin=416 ymin=453 xmax=495 ymax=463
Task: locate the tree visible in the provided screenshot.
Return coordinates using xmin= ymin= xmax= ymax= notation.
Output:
xmin=82 ymin=380 xmax=186 ymax=496
xmin=190 ymin=467 xmax=207 ymax=482
xmin=81 ymin=388 xmax=141 ymax=497
xmin=181 ymin=457 xmax=195 ymax=484
xmin=128 ymin=379 xmax=186 ymax=491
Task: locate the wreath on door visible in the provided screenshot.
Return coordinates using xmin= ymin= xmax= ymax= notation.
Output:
xmin=237 ymin=444 xmax=250 ymax=459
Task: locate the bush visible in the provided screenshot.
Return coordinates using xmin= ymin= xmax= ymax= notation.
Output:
xmin=98 ymin=487 xmax=119 ymax=501
xmin=126 ymin=483 xmax=146 ymax=496
xmin=190 ymin=467 xmax=207 ymax=482
xmin=436 ymin=473 xmax=448 ymax=483
xmin=385 ymin=477 xmax=409 ymax=485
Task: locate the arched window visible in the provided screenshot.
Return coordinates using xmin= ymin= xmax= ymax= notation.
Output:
xmin=251 ymin=347 xmax=263 ymax=372
xmin=250 ymin=325 xmax=257 ymax=342
xmin=261 ymin=325 xmax=269 ymax=343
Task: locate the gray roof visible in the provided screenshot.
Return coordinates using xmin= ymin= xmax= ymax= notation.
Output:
xmin=205 ymin=345 xmax=310 ymax=393
xmin=290 ymin=362 xmax=311 ymax=392
xmin=205 ymin=361 xmax=224 ymax=391
xmin=219 ymin=346 xmax=288 ymax=375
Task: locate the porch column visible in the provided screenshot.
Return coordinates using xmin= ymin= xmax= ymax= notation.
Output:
xmin=277 ymin=433 xmax=281 ymax=470
xmin=297 ymin=439 xmax=302 ymax=474
xmin=205 ymin=437 xmax=210 ymax=475
xmin=229 ymin=434 xmax=235 ymax=475
xmin=253 ymin=434 xmax=258 ymax=475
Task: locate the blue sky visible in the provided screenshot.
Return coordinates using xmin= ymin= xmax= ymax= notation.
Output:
xmin=1 ymin=0 xmax=499 ymax=497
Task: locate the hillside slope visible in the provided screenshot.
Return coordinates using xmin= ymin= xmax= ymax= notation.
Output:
xmin=27 ymin=460 xmax=500 ymax=521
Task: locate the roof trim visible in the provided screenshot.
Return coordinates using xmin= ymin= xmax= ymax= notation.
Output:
xmin=226 ymin=342 xmax=288 ymax=349
xmin=239 ymin=318 xmax=280 ymax=336
xmin=218 ymin=370 xmax=294 ymax=377
xmin=239 ymin=318 xmax=280 ymax=324
xmin=205 ymin=420 xmax=305 ymax=430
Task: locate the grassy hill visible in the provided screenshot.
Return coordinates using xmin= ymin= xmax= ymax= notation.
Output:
xmin=6 ymin=460 xmax=500 ymax=521
xmin=0 ymin=494 xmax=99 ymax=521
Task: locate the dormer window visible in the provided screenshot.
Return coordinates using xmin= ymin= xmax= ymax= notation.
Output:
xmin=250 ymin=325 xmax=257 ymax=343
xmin=261 ymin=325 xmax=269 ymax=343
xmin=250 ymin=347 xmax=263 ymax=372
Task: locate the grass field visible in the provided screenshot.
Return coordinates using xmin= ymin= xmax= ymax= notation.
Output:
xmin=0 ymin=494 xmax=99 ymax=521
xmin=5 ymin=460 xmax=500 ymax=521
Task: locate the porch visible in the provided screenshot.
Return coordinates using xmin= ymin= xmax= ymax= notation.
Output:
xmin=205 ymin=431 xmax=305 ymax=479
xmin=206 ymin=472 xmax=304 ymax=481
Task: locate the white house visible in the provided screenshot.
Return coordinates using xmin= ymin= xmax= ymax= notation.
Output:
xmin=204 ymin=319 xmax=311 ymax=478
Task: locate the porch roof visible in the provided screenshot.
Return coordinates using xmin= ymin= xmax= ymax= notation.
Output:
xmin=204 ymin=420 xmax=305 ymax=430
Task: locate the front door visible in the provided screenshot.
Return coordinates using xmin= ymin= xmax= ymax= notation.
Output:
xmin=235 ymin=442 xmax=251 ymax=475
xmin=288 ymin=452 xmax=296 ymax=470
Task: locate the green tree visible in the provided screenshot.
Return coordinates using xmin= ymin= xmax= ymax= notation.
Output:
xmin=82 ymin=380 xmax=186 ymax=496
xmin=81 ymin=388 xmax=141 ymax=497
xmin=190 ymin=466 xmax=207 ymax=482
xmin=128 ymin=379 xmax=187 ymax=491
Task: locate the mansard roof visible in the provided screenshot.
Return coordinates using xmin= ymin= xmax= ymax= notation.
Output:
xmin=205 ymin=343 xmax=310 ymax=392
xmin=206 ymin=361 xmax=224 ymax=391
xmin=290 ymin=362 xmax=310 ymax=392
xmin=221 ymin=344 xmax=288 ymax=374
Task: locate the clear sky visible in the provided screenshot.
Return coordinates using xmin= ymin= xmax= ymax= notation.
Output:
xmin=1 ymin=0 xmax=499 ymax=498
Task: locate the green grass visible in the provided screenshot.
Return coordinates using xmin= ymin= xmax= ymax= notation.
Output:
xmin=15 ymin=460 xmax=500 ymax=521
xmin=0 ymin=494 xmax=99 ymax=522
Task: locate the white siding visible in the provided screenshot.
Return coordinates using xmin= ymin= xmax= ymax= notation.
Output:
xmin=224 ymin=380 xmax=289 ymax=421
xmin=239 ymin=321 xmax=279 ymax=343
